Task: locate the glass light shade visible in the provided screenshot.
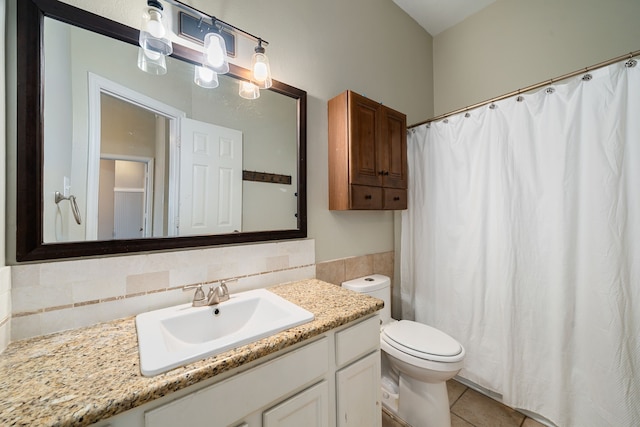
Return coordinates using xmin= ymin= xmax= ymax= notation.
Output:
xmin=204 ymin=33 xmax=230 ymax=74
xmin=251 ymin=52 xmax=272 ymax=89
xmin=239 ymin=81 xmax=260 ymax=99
xmin=194 ymin=65 xmax=219 ymax=89
xmin=139 ymin=7 xmax=173 ymax=56
xmin=137 ymin=47 xmax=167 ymax=75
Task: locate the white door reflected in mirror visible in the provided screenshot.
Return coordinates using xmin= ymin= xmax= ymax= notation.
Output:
xmin=179 ymin=119 xmax=243 ymax=236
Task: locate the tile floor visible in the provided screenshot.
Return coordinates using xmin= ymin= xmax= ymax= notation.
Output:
xmin=382 ymin=380 xmax=547 ymax=427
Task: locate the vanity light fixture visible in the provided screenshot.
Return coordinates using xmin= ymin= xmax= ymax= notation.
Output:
xmin=138 ymin=0 xmax=172 ymax=56
xmin=251 ymin=39 xmax=272 ymax=89
xmin=194 ymin=65 xmax=219 ymax=88
xmin=136 ymin=0 xmax=272 ymax=99
xmin=239 ymin=80 xmax=260 ymax=99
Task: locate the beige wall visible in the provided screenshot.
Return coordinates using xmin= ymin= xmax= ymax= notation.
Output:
xmin=433 ymin=0 xmax=640 ymax=116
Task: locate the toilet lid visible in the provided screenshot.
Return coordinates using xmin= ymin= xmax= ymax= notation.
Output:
xmin=382 ymin=320 xmax=463 ymax=360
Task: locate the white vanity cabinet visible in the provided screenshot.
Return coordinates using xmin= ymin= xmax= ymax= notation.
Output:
xmin=95 ymin=314 xmax=380 ymax=427
xmin=334 ymin=315 xmax=382 ymax=427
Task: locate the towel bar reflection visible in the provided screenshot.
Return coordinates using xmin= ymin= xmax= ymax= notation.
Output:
xmin=55 ymin=191 xmax=82 ymax=225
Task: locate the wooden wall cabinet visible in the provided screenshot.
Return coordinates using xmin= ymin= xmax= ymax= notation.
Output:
xmin=328 ymin=90 xmax=407 ymax=210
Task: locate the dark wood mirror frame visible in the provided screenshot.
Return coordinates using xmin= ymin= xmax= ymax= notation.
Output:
xmin=16 ymin=0 xmax=307 ymax=262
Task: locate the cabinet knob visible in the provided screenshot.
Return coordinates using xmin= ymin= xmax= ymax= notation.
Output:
xmin=393 ymin=196 xmax=400 ymax=201
xmin=364 ymin=195 xmax=372 ymax=200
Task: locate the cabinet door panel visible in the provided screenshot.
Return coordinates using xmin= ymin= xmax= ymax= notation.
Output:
xmin=263 ymin=381 xmax=329 ymax=427
xmin=349 ymin=92 xmax=382 ymax=187
xmin=380 ymin=108 xmax=407 ymax=189
xmin=336 ymin=352 xmax=382 ymax=427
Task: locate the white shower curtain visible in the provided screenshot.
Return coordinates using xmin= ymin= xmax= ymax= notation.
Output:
xmin=401 ymin=59 xmax=640 ymax=427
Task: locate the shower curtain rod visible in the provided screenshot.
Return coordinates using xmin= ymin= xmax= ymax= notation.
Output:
xmin=408 ymin=49 xmax=640 ymax=129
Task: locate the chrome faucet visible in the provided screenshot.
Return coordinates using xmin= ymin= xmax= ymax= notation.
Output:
xmin=183 ymin=282 xmax=231 ymax=307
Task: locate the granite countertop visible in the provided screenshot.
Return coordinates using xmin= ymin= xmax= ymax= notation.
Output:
xmin=0 ymin=279 xmax=383 ymax=427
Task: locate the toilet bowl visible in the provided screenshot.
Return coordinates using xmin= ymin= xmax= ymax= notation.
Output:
xmin=342 ymin=275 xmax=465 ymax=427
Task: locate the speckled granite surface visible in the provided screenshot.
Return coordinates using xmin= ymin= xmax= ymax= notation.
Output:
xmin=0 ymin=279 xmax=383 ymax=427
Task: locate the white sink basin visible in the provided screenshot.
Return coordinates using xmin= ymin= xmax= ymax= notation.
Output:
xmin=135 ymin=288 xmax=314 ymax=376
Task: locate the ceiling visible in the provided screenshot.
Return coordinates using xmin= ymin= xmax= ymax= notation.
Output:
xmin=392 ymin=0 xmax=496 ymax=36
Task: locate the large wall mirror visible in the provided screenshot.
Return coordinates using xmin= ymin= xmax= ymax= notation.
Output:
xmin=16 ymin=0 xmax=307 ymax=261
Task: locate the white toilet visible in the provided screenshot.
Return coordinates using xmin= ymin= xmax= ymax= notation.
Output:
xmin=342 ymin=274 xmax=465 ymax=427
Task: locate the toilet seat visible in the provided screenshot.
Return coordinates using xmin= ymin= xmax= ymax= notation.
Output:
xmin=382 ymin=320 xmax=464 ymax=363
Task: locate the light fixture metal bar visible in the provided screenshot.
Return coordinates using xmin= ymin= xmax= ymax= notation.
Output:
xmin=163 ymin=0 xmax=269 ymax=46
xmin=178 ymin=12 xmax=236 ymax=57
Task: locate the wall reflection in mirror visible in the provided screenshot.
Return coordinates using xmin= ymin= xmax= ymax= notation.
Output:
xmin=43 ymin=17 xmax=298 ymax=243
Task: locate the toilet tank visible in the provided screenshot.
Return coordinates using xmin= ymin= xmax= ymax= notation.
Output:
xmin=342 ymin=274 xmax=391 ymax=324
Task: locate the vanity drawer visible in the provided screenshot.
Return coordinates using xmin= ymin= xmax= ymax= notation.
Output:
xmin=350 ymin=185 xmax=383 ymax=209
xmin=382 ymin=188 xmax=407 ymax=210
xmin=335 ymin=315 xmax=380 ymax=367
xmin=145 ymin=337 xmax=329 ymax=427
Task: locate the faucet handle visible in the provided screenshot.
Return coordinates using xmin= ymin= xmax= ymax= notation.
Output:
xmin=218 ymin=283 xmax=230 ymax=299
xmin=183 ymin=284 xmax=207 ymax=307
xmin=207 ymin=282 xmax=230 ymax=304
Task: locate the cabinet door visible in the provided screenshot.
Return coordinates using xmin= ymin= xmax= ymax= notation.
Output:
xmin=379 ymin=107 xmax=407 ymax=189
xmin=348 ymin=92 xmax=382 ymax=187
xmin=336 ymin=352 xmax=382 ymax=427
xmin=263 ymin=381 xmax=329 ymax=427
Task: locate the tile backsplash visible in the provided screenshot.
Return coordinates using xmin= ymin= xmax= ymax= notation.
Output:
xmin=6 ymin=242 xmax=397 ymax=345
xmin=315 ymin=251 xmax=394 ymax=286
xmin=11 ymin=239 xmax=315 ymax=340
